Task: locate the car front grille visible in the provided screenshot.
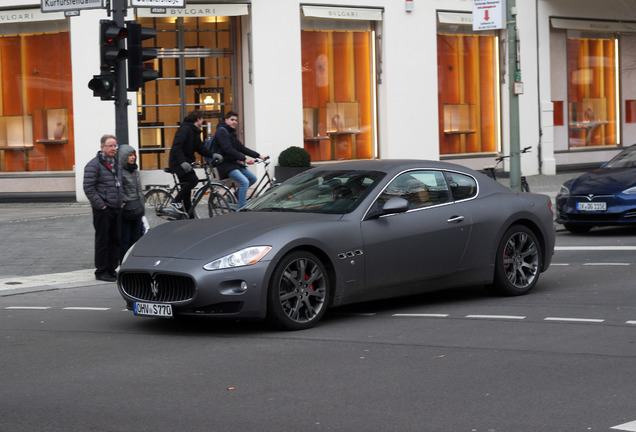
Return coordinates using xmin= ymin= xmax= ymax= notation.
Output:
xmin=120 ymin=272 xmax=195 ymax=302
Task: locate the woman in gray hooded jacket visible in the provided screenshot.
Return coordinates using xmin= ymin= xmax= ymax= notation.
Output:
xmin=117 ymin=145 xmax=145 ymax=261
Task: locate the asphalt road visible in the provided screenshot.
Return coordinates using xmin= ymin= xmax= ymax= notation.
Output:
xmin=1 ymin=228 xmax=635 ymax=432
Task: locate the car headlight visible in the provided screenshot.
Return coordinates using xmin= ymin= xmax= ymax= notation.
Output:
xmin=557 ymin=185 xmax=570 ymax=198
xmin=204 ymin=246 xmax=272 ymax=271
xmin=622 ymin=186 xmax=636 ymax=194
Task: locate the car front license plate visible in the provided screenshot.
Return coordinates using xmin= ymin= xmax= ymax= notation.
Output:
xmin=133 ymin=302 xmax=173 ymax=317
xmin=577 ymin=202 xmax=606 ymax=211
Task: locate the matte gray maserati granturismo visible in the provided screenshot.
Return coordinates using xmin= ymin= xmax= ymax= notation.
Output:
xmin=118 ymin=159 xmax=555 ymax=330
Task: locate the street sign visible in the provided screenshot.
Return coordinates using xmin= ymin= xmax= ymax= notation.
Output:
xmin=41 ymin=0 xmax=103 ymax=13
xmin=472 ymin=0 xmax=506 ymax=31
xmin=131 ymin=0 xmax=185 ymax=7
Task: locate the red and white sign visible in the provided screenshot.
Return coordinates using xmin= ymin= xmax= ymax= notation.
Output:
xmin=472 ymin=0 xmax=506 ymax=31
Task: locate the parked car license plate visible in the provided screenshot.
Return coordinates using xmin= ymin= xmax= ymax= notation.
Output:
xmin=133 ymin=302 xmax=173 ymax=317
xmin=577 ymin=202 xmax=606 ymax=211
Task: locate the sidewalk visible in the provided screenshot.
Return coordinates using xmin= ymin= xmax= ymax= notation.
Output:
xmin=0 ymin=171 xmax=582 ymax=296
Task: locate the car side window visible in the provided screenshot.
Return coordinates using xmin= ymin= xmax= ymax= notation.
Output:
xmin=377 ymin=170 xmax=451 ymax=210
xmin=445 ymin=172 xmax=477 ymax=201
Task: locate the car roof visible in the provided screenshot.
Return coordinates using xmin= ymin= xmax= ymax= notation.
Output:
xmin=310 ymin=159 xmax=479 ymax=176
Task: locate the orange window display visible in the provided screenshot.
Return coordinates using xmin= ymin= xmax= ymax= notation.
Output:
xmin=567 ymin=34 xmax=618 ymax=148
xmin=301 ymin=29 xmax=375 ymax=162
xmin=0 ymin=32 xmax=74 ymax=172
xmin=437 ymin=31 xmax=498 ymax=155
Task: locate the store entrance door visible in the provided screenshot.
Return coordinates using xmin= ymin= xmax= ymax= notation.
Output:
xmin=136 ymin=16 xmax=239 ymax=171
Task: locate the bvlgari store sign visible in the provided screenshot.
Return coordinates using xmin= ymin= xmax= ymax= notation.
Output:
xmin=4 ymin=8 xmax=64 ymax=21
xmin=302 ymin=6 xmax=383 ymax=21
xmin=137 ymin=3 xmax=248 ymax=17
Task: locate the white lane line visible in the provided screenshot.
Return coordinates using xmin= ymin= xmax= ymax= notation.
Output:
xmin=626 ymin=321 xmax=636 ymax=325
xmin=5 ymin=306 xmax=51 ymax=310
xmin=551 ymin=263 xmax=570 ymax=266
xmin=544 ymin=317 xmax=604 ymax=323
xmin=611 ymin=420 xmax=636 ymax=431
xmin=393 ymin=313 xmax=449 ymax=318
xmin=556 ymin=246 xmax=636 ymax=251
xmin=63 ymin=307 xmax=110 ymax=311
xmin=465 ymin=315 xmax=525 ymax=320
xmin=583 ymin=263 xmax=630 ymax=266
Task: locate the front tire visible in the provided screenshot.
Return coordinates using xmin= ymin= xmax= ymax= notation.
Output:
xmin=564 ymin=223 xmax=592 ymax=234
xmin=267 ymin=251 xmax=330 ymax=330
xmin=490 ymin=225 xmax=541 ymax=296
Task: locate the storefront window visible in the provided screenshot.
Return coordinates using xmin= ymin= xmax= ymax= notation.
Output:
xmin=567 ymin=32 xmax=618 ymax=148
xmin=301 ymin=27 xmax=376 ymax=161
xmin=437 ymin=25 xmax=498 ymax=155
xmin=0 ymin=32 xmax=74 ymax=172
xmin=137 ymin=16 xmax=236 ymax=171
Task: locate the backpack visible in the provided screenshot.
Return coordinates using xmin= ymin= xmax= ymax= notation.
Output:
xmin=204 ymin=128 xmax=226 ymax=166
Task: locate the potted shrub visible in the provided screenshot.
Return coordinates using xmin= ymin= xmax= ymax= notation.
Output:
xmin=275 ymin=146 xmax=313 ymax=182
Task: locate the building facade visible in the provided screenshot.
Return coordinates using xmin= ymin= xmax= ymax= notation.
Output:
xmin=0 ymin=0 xmax=635 ymax=200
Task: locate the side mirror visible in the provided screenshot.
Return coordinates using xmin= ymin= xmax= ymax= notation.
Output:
xmin=367 ymin=196 xmax=409 ymax=219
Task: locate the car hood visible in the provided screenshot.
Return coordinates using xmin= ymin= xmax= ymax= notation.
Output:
xmin=567 ymin=168 xmax=636 ymax=195
xmin=131 ymin=211 xmax=342 ymax=260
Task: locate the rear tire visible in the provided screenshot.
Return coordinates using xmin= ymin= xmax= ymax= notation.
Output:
xmin=144 ymin=189 xmax=174 ymax=229
xmin=489 ymin=224 xmax=541 ymax=296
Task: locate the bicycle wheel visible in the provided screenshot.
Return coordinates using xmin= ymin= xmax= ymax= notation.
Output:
xmin=144 ymin=188 xmax=175 ymax=228
xmin=212 ymin=182 xmax=238 ymax=205
xmin=193 ymin=186 xmax=233 ymax=218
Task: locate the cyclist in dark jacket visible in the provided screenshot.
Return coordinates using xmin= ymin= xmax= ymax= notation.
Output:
xmin=168 ymin=109 xmax=219 ymax=215
xmin=83 ymin=134 xmax=124 ymax=282
xmin=214 ymin=111 xmax=265 ymax=208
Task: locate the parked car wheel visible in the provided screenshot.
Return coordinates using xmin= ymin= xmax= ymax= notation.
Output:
xmin=490 ymin=225 xmax=541 ymax=296
xmin=563 ymin=223 xmax=592 ymax=234
xmin=267 ymin=251 xmax=330 ymax=330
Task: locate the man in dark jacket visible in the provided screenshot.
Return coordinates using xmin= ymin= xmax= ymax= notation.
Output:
xmin=214 ymin=111 xmax=265 ymax=208
xmin=83 ymin=134 xmax=124 ymax=282
xmin=168 ymin=109 xmax=220 ymax=216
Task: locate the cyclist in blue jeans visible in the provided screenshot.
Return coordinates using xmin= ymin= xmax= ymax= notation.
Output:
xmin=214 ymin=111 xmax=266 ymax=208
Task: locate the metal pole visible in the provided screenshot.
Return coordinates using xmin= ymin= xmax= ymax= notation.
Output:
xmin=112 ymin=0 xmax=129 ymax=145
xmin=507 ymin=0 xmax=521 ymax=191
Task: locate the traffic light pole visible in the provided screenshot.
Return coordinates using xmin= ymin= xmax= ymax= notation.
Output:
xmin=111 ymin=0 xmax=129 ymax=145
xmin=507 ymin=0 xmax=521 ymax=191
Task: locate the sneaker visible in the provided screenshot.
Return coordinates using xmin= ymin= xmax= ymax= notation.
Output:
xmin=164 ymin=201 xmax=186 ymax=217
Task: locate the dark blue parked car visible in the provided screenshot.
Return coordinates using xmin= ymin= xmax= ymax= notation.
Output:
xmin=556 ymin=144 xmax=636 ymax=233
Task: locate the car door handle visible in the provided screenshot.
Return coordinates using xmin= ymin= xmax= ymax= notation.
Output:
xmin=447 ymin=215 xmax=465 ymax=224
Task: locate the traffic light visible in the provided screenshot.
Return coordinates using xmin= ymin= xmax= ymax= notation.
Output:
xmin=88 ymin=72 xmax=115 ymax=100
xmin=99 ymin=20 xmax=127 ymax=69
xmin=88 ymin=20 xmax=127 ymax=100
xmin=126 ymin=22 xmax=159 ymax=91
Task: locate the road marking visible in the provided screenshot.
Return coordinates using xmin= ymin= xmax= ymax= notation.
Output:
xmin=583 ymin=263 xmax=630 ymax=266
xmin=556 ymin=246 xmax=636 ymax=251
xmin=63 ymin=307 xmax=110 ymax=311
xmin=5 ymin=306 xmax=50 ymax=310
xmin=544 ymin=317 xmax=604 ymax=323
xmin=465 ymin=315 xmax=525 ymax=320
xmin=393 ymin=313 xmax=449 ymax=318
xmin=626 ymin=321 xmax=636 ymax=325
xmin=611 ymin=420 xmax=636 ymax=431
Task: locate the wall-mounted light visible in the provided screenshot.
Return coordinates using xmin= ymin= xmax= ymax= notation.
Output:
xmin=405 ymin=0 xmax=414 ymax=12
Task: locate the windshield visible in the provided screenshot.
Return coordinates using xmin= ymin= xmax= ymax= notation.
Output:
xmin=605 ymin=147 xmax=636 ymax=168
xmin=243 ymin=169 xmax=386 ymax=214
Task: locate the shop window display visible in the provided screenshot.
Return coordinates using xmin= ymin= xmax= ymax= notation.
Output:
xmin=437 ymin=28 xmax=498 ymax=155
xmin=301 ymin=29 xmax=375 ymax=161
xmin=567 ymin=33 xmax=618 ymax=148
xmin=0 ymin=32 xmax=74 ymax=172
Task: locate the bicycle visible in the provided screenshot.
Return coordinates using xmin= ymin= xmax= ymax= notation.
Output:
xmin=144 ymin=161 xmax=233 ymax=228
xmin=483 ymin=146 xmax=531 ymax=192
xmin=208 ymin=156 xmax=277 ymax=213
